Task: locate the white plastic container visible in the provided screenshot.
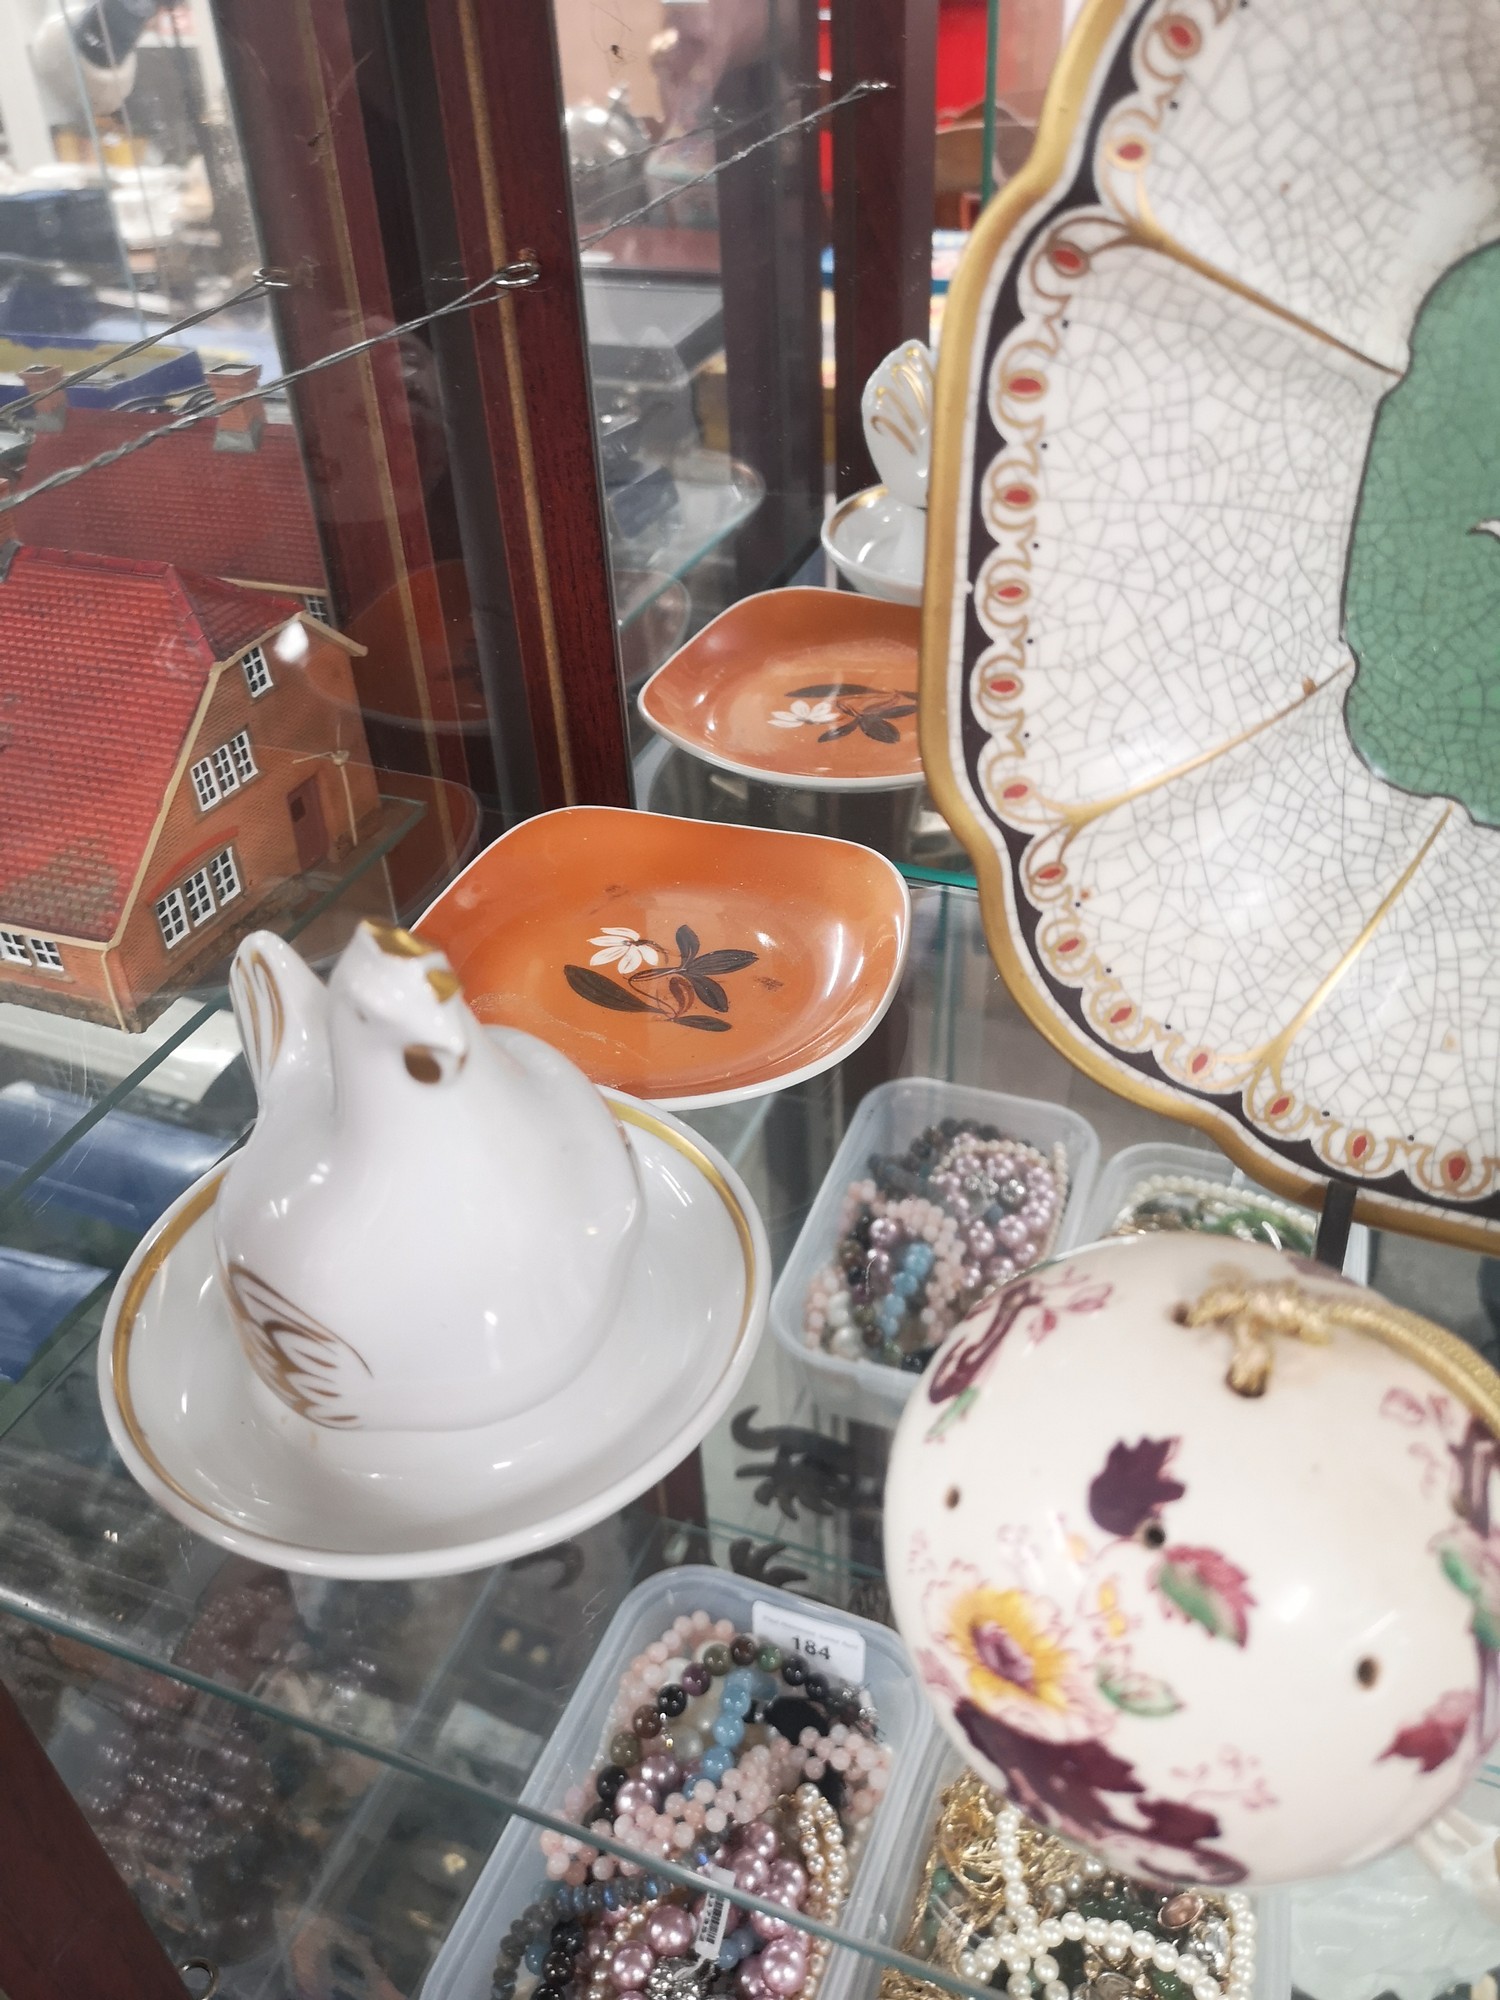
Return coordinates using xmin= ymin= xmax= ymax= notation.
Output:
xmin=422 ymin=1565 xmax=939 ymax=2000
xmin=770 ymin=1079 xmax=1101 ymax=1429
xmin=848 ymin=1742 xmax=1292 ymax=2000
xmin=1078 ymin=1141 xmax=1371 ymax=1286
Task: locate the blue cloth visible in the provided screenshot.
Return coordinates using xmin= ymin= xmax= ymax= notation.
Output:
xmin=0 ymin=1246 xmax=107 ymax=1381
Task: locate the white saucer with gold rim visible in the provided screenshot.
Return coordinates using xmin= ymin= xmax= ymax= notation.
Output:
xmin=97 ymin=1092 xmax=768 ymax=1578
xmin=821 ymin=486 xmax=925 ymax=605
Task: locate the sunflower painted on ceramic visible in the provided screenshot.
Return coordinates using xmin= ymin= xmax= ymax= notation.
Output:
xmin=926 ymin=0 xmax=1500 ymax=1246
xmin=922 ymin=1557 xmax=1109 ymax=1744
xmin=947 ymin=1584 xmax=1080 ymax=1718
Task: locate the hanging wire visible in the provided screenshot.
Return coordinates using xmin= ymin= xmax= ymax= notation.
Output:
xmin=571 ymin=112 xmax=726 ymax=182
xmin=579 ymin=77 xmax=888 ymax=249
xmin=0 ymin=74 xmax=888 ymax=518
xmin=2 ymin=268 xmax=292 ymax=423
xmin=0 ymin=260 xmax=540 ymax=518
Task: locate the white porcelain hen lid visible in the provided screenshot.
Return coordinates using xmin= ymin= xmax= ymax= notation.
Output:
xmin=883 ymin=1233 xmax=1500 ymax=1886
xmin=214 ymin=922 xmax=643 ymax=1434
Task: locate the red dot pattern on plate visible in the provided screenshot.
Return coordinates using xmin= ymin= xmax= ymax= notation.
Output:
xmin=1161 ymin=15 xmax=1201 ymax=54
xmin=1000 ymin=484 xmax=1035 ymax=508
xmin=989 ymin=674 xmax=1020 ymax=697
xmin=995 ymin=582 xmax=1029 ymax=604
xmin=1110 ymin=1005 xmax=1133 ymax=1024
xmin=1114 ymin=139 xmax=1147 ymax=164
xmin=1002 ymin=781 xmax=1029 ymax=800
xmin=1034 ymin=863 xmax=1064 ymax=883
xmin=1445 ymin=1152 xmax=1471 ymax=1185
xmin=1268 ymin=1095 xmax=1292 ymax=1117
xmin=1056 ymin=935 xmax=1082 ymax=956
xmin=1049 ymin=243 xmax=1086 ymax=275
xmin=1190 ymin=1052 xmax=1210 ymax=1074
xmin=1006 ymin=374 xmax=1045 ymax=399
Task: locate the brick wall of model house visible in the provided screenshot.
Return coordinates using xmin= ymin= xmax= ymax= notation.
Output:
xmin=0 ymin=926 xmax=115 ymax=1017
xmin=0 ymin=630 xmax=379 ymax=1022
xmin=113 ymin=632 xmax=381 ymax=1018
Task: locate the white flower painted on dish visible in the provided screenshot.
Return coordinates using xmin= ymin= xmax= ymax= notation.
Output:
xmin=588 ymin=927 xmax=664 ymax=976
xmin=769 ymin=698 xmax=841 ymax=729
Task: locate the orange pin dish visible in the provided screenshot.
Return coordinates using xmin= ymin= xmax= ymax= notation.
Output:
xmin=418 ymin=807 xmax=911 ymax=1107
xmin=638 ymin=587 xmax=924 ymax=791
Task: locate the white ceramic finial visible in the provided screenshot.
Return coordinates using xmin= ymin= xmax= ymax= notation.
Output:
xmin=861 ymin=340 xmax=934 ymax=511
xmin=214 ymin=922 xmax=643 ymax=1433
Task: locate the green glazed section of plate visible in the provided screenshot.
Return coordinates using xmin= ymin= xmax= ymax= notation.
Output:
xmin=1346 ymin=240 xmax=1500 ymax=825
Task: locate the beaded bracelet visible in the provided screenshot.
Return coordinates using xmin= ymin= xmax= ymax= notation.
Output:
xmin=501 ymin=1614 xmax=888 ymax=2000
xmin=804 ymin=1120 xmax=1068 ymax=1373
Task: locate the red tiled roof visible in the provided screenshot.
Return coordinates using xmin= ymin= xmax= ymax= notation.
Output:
xmin=11 ymin=404 xmax=326 ymax=591
xmin=0 ymin=546 xmax=299 ymax=939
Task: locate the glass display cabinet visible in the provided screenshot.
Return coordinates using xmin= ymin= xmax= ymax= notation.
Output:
xmin=0 ymin=1 xmax=1495 ymax=1999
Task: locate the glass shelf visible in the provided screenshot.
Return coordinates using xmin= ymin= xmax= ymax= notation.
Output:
xmin=613 ymin=453 xmax=767 ymax=638
xmin=0 ymin=881 xmax=1492 ymax=1996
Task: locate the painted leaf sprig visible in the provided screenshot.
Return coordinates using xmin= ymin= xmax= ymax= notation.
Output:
xmin=1438 ymin=1526 xmax=1500 ymax=1650
xmin=1095 ymin=1652 xmax=1183 ymax=1717
xmin=1088 ymin=1437 xmax=1186 ymax=1538
xmin=782 ymin=682 xmax=919 ymax=746
xmin=1153 ymin=1545 xmax=1255 ymax=1647
xmin=1379 ymin=1689 xmax=1476 ymax=1772
xmin=564 ymin=922 xmax=758 ymax=1032
xmin=564 ymin=965 xmax=655 ymax=1013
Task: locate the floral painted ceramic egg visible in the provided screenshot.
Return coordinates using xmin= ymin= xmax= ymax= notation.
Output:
xmin=883 ymin=1233 xmax=1500 ymax=1885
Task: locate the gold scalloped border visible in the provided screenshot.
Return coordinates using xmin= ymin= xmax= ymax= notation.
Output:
xmin=919 ymin=0 xmax=1500 ymax=1254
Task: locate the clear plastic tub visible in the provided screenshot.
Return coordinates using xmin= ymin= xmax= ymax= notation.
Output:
xmin=422 ymin=1565 xmax=939 ymax=2000
xmin=848 ymin=1742 xmax=1291 ymax=2000
xmin=769 ymin=1078 xmax=1101 ymax=1429
xmin=1077 ymin=1141 xmax=1371 ymax=1286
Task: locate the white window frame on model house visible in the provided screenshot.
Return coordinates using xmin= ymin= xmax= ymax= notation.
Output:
xmin=302 ymin=595 xmax=330 ymax=624
xmin=208 ymin=848 xmax=242 ymax=906
xmin=181 ymin=867 xmax=216 ymax=928
xmin=0 ymin=930 xmax=64 ymax=972
xmin=154 ymin=890 xmax=189 ymax=949
xmin=155 ymin=847 xmax=243 ymax=950
xmin=241 ymin=644 xmax=273 ymax=697
xmin=190 ymin=729 xmax=258 ymax=810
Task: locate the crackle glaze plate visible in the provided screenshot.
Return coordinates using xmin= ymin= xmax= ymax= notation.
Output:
xmin=96 ymin=1096 xmax=769 ymax=1578
xmin=639 ymin=587 xmax=925 ymax=790
xmin=924 ymin=0 xmax=1500 ymax=1248
xmin=416 ymin=808 xmax=911 ymax=1109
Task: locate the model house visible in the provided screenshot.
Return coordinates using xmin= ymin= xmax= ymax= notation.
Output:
xmin=7 ymin=363 xmax=331 ymax=616
xmin=0 ymin=543 xmax=380 ymax=1030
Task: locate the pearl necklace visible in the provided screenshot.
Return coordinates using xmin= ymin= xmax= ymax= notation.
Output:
xmin=794 ymin=1782 xmax=850 ymax=2000
xmin=955 ymin=1802 xmax=1255 ymax=2000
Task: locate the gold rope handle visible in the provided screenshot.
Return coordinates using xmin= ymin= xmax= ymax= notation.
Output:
xmin=1183 ymin=1278 xmax=1500 ymax=1432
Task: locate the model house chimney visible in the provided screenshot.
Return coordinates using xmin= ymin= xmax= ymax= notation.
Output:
xmin=208 ymin=362 xmax=264 ymax=453
xmin=21 ymin=364 xmax=65 ymax=432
